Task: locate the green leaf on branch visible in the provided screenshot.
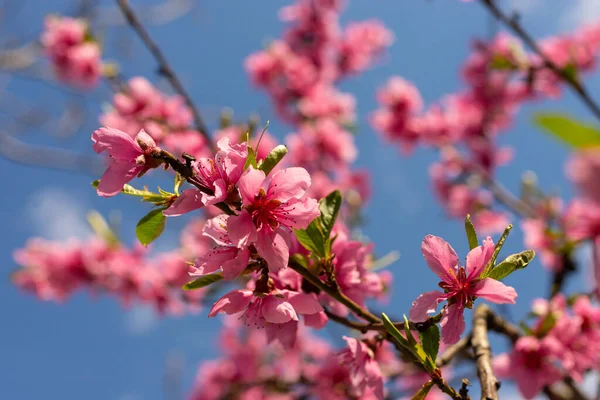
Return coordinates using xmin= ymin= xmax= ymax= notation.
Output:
xmin=244 ymin=146 xmax=258 ymax=170
xmin=293 ymin=190 xmax=343 ymax=259
xmin=419 ymin=325 xmax=441 ymax=363
xmin=86 ymin=210 xmax=119 ymax=247
xmin=534 ymin=113 xmax=600 ymax=148
xmin=319 ymin=190 xmax=342 ymax=239
xmin=411 ymin=380 xmax=435 ymax=400
xmin=382 ymin=313 xmax=433 ymax=373
xmin=258 ymin=145 xmax=287 ymax=175
xmin=92 ymin=180 xmax=173 ymax=205
xmin=490 ymin=54 xmax=517 ymax=70
xmin=464 ymin=214 xmax=479 ymax=250
xmin=487 ymin=250 xmax=535 ymax=280
xmin=481 ymin=224 xmax=513 ymax=278
xmin=136 ymin=208 xmax=166 ymax=246
xmin=182 ymin=272 xmax=224 ymax=291
xmin=294 ymin=220 xmax=326 ymax=257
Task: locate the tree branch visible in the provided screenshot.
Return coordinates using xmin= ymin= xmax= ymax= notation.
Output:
xmin=115 ymin=0 xmax=211 ymax=144
xmin=472 ymin=305 xmax=500 ymax=400
xmin=479 ymin=0 xmax=600 ymax=122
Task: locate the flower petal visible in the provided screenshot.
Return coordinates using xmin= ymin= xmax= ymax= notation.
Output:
xmin=303 ymin=311 xmax=328 ymax=329
xmin=440 ymin=303 xmax=465 ymax=345
xmin=96 ymin=161 xmax=141 ymax=197
xmin=238 ymin=166 xmax=266 ymax=205
xmin=466 ymin=236 xmax=494 ymax=279
xmin=208 ymin=289 xmax=253 ymax=317
xmin=227 ymin=211 xmax=257 ymax=247
xmin=472 ymin=278 xmax=517 ymax=304
xmin=421 ymin=235 xmax=459 ymax=283
xmin=266 ymin=320 xmax=298 ymax=349
xmin=267 ymin=167 xmax=311 ymax=202
xmin=262 ymin=295 xmax=298 ymax=323
xmin=92 ymin=127 xmax=141 ymax=159
xmin=277 ymin=197 xmax=320 ymax=229
xmin=221 ymin=247 xmax=250 ymax=280
xmin=409 ymin=291 xmax=445 ymax=322
xmin=202 ymin=214 xmax=230 ymax=246
xmin=163 ymin=189 xmax=205 ymax=217
xmin=286 ymin=291 xmax=323 ymax=315
xmin=256 ymin=227 xmax=290 ymax=272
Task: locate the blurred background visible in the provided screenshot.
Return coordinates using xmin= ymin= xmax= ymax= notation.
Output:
xmin=1 ymin=0 xmax=600 ymax=398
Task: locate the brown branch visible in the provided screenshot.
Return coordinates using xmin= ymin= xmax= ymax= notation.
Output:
xmin=115 ymin=0 xmax=211 ymax=144
xmin=480 ymin=0 xmax=600 ymax=122
xmin=437 ymin=334 xmax=472 ymax=367
xmin=472 ymin=305 xmax=500 ymax=400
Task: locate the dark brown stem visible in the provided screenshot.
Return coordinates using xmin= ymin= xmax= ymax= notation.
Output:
xmin=480 ymin=0 xmax=600 ymax=121
xmin=472 ymin=305 xmax=500 ymax=400
xmin=437 ymin=334 xmax=472 ymax=367
xmin=115 ymin=0 xmax=212 ymax=143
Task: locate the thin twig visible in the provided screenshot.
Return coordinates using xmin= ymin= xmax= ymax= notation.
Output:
xmin=480 ymin=0 xmax=600 ymax=121
xmin=472 ymin=305 xmax=500 ymax=400
xmin=115 ymin=0 xmax=211 ymax=144
xmin=437 ymin=334 xmax=472 ymax=367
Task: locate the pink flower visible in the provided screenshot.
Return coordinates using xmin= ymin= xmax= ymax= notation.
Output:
xmin=410 ymin=235 xmax=517 ymax=344
xmin=338 ymin=337 xmax=384 ymax=400
xmin=41 ymin=16 xmax=102 ymax=88
xmin=566 ymin=148 xmax=600 ymax=203
xmin=91 ymin=127 xmax=161 ymax=197
xmin=338 ymin=20 xmax=394 ymax=75
xmin=494 ymin=336 xmax=563 ymax=399
xmin=563 ymin=198 xmax=600 ymax=242
xmin=191 ymin=215 xmax=250 ymax=280
xmin=522 ymin=218 xmax=563 ymax=271
xmin=208 ymin=289 xmax=323 ymax=348
xmin=163 ymin=138 xmax=248 ymax=216
xmin=226 ymin=167 xmax=320 ymax=271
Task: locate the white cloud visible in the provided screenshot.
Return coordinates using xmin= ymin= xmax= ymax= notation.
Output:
xmin=561 ymin=0 xmax=600 ymax=29
xmin=26 ymin=187 xmax=91 ymax=240
xmin=123 ymin=305 xmax=158 ymax=336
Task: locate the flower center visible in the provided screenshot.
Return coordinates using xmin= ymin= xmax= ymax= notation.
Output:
xmin=246 ymin=188 xmax=282 ymax=230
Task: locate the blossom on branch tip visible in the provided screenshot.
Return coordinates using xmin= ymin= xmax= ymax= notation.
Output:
xmin=338 ymin=336 xmax=384 ymax=400
xmin=92 ymin=127 xmax=161 ymax=197
xmin=410 ymin=234 xmax=517 ymax=344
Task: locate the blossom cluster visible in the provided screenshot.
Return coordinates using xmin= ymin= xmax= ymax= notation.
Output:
xmin=41 ymin=15 xmax=103 ymax=88
xmin=11 ymin=216 xmax=212 ymax=315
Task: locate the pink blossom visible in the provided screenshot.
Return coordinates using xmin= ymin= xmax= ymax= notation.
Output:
xmin=91 ymin=127 xmax=161 ymax=197
xmin=494 ymin=336 xmax=563 ymax=399
xmin=563 ymin=198 xmax=600 ymax=242
xmin=338 ymin=20 xmax=394 ymax=75
xmin=191 ymin=215 xmax=250 ymax=280
xmin=410 ymin=235 xmax=517 ymax=344
xmin=41 ymin=16 xmax=102 ymax=88
xmin=214 ymin=126 xmax=277 ymax=161
xmin=208 ymin=289 xmax=323 ymax=348
xmin=226 ymin=167 xmax=320 ymax=271
xmin=338 ymin=337 xmax=384 ymax=400
xmin=566 ymin=148 xmax=600 ymax=202
xmin=164 ymin=138 xmax=248 ymax=216
xmin=522 ymin=218 xmax=563 ymax=271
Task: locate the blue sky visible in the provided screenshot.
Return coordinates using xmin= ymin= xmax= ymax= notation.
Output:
xmin=2 ymin=1 xmax=600 ymax=399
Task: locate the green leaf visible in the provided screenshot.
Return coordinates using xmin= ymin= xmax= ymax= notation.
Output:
xmin=86 ymin=210 xmax=119 ymax=247
xmin=294 ymin=219 xmax=326 ymax=257
xmin=487 ymin=250 xmax=535 ymax=280
xmin=535 ymin=312 xmax=557 ymax=338
xmin=382 ymin=313 xmax=432 ymax=372
xmin=258 ymin=144 xmax=287 ymax=175
xmin=419 ymin=325 xmax=441 ymax=363
xmin=244 ymin=146 xmax=258 ymax=170
xmin=290 ymin=253 xmax=309 ymax=269
xmin=534 ymin=113 xmax=600 ymax=148
xmin=319 ymin=190 xmax=342 ymax=239
xmin=481 ymin=224 xmax=513 ymax=278
xmin=464 ymin=214 xmax=479 ymax=250
xmin=182 ymin=272 xmax=224 ymax=291
xmin=562 ymin=63 xmax=578 ymax=84
xmin=490 ymin=53 xmax=517 ymax=70
xmin=519 ymin=322 xmax=534 ymax=336
xmin=136 ymin=208 xmax=166 ymax=246
xmin=411 ymin=380 xmax=435 ymax=400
